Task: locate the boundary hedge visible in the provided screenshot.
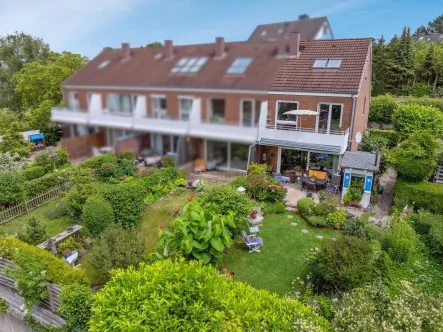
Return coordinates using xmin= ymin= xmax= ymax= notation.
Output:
xmin=394 ymin=180 xmax=443 ymax=214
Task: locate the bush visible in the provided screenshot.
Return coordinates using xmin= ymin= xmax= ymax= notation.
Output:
xmin=82 ymin=195 xmax=115 ymax=237
xmin=95 ymin=162 xmax=117 ymax=181
xmin=245 ymin=173 xmax=267 ymax=198
xmin=178 ymin=169 xmax=190 ymax=180
xmin=343 ymin=217 xmax=367 ymax=238
xmin=162 ymin=155 xmax=175 ymax=168
xmin=383 ymin=222 xmax=417 ymax=264
xmin=116 ymin=158 xmax=136 ymax=177
xmin=360 ymin=129 xmax=400 ymax=152
xmin=21 ymin=166 xmax=45 ymax=180
xmin=309 ymin=216 xmax=328 ymax=227
xmin=394 ymin=180 xmax=443 ymax=214
xmin=100 ymin=182 xmax=147 ymax=227
xmin=59 ymin=284 xmax=94 ymax=331
xmin=0 ymin=237 xmax=88 ymax=285
xmin=262 ymin=202 xmax=286 ymax=214
xmin=408 ymin=82 xmax=433 ymax=97
xmin=230 ymin=175 xmax=247 ymax=189
xmin=25 ymin=171 xmax=68 ymax=197
xmin=89 ymin=225 xmax=145 ymax=280
xmin=312 ymin=236 xmax=374 ymax=290
xmin=313 ymin=202 xmax=336 ymax=217
xmin=65 ymin=181 xmax=97 ymax=217
xmin=55 ymin=147 xmax=69 ymax=166
xmin=248 ymin=162 xmax=267 ymax=174
xmin=325 ymin=210 xmax=347 ymax=228
xmin=57 ymin=237 xmax=82 ymax=257
xmin=16 ymin=217 xmax=48 ymax=245
xmin=364 ymin=223 xmax=384 ymax=241
xmin=81 ymin=154 xmax=117 ymax=169
xmin=369 ymin=95 xmax=397 ymax=123
xmin=264 ymin=183 xmax=286 ymax=203
xmin=174 ymin=178 xmax=187 ymax=187
xmin=0 ymin=170 xmax=25 ymax=205
xmin=119 ymin=151 xmax=134 ymax=160
xmin=89 ymin=259 xmax=330 ymax=331
xmin=200 ymin=184 xmax=253 ymax=234
xmin=427 ymin=221 xmax=443 ymax=259
xmin=392 ymin=104 xmax=443 ymax=138
xmin=297 ymin=198 xmax=315 ymax=216
xmin=33 ymin=151 xmax=55 ymax=173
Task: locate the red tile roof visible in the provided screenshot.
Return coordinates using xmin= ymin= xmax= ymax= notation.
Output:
xmin=63 ymin=41 xmax=286 ymax=91
xmin=270 ymin=38 xmax=372 ymax=94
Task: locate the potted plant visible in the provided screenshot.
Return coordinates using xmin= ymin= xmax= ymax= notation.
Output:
xmin=294 ymin=166 xmax=303 ymax=178
xmin=289 ymin=173 xmax=295 ymax=183
xmin=350 ymin=187 xmax=363 ymax=207
xmin=318 ymin=190 xmax=326 ymax=203
xmin=343 ymin=190 xmax=352 ymax=206
xmin=249 ymin=208 xmax=258 ymax=219
xmin=310 ymin=175 xmax=317 ymax=182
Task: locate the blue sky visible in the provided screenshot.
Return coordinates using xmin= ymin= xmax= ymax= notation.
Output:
xmin=0 ymin=0 xmax=441 ymax=59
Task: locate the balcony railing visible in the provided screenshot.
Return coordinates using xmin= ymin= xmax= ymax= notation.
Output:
xmin=265 ymin=123 xmax=349 ymax=136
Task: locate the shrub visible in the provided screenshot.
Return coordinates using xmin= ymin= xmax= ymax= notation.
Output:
xmin=100 ymin=182 xmax=146 ymax=227
xmin=309 ymin=216 xmax=328 ymax=227
xmin=0 ymin=123 xmax=33 ymax=158
xmin=59 ymin=284 xmax=94 ymax=331
xmin=116 ymin=158 xmax=136 ymax=177
xmin=0 ymin=298 xmax=7 ymax=312
xmin=89 ymin=225 xmax=145 ymax=280
xmin=427 ymin=221 xmax=443 ymax=259
xmin=55 ymin=147 xmax=69 ymax=166
xmin=82 ymin=195 xmax=115 ymax=237
xmin=178 ymin=169 xmax=190 ymax=180
xmin=394 ymin=180 xmax=443 ymax=214
xmin=245 ymin=173 xmax=267 ymax=198
xmin=162 ymin=155 xmax=175 ymax=168
xmin=230 ymin=175 xmax=247 ymax=189
xmin=343 ymin=217 xmax=367 ymax=238
xmin=89 ymin=259 xmax=330 ymax=331
xmin=174 ymin=178 xmax=187 ymax=187
xmin=95 ymin=162 xmax=117 ymax=181
xmin=248 ymin=162 xmax=267 ymax=174
xmin=160 ymin=201 xmax=235 ymax=264
xmin=33 ymin=151 xmax=54 ymax=173
xmin=360 ymin=129 xmax=400 ymax=152
xmin=369 ymin=95 xmax=397 ymax=123
xmin=273 ymin=202 xmax=286 ymax=213
xmin=313 ymin=202 xmax=336 ymax=217
xmin=325 ymin=210 xmax=347 ymax=228
xmin=0 ymin=237 xmax=88 ymax=285
xmin=392 ymin=104 xmax=443 ymax=138
xmin=118 ymin=151 xmax=134 ymax=160
xmin=81 ymin=154 xmax=117 ymax=169
xmin=0 ymin=151 xmax=26 ymax=171
xmin=264 ymin=183 xmax=286 ymax=203
xmin=200 ymin=184 xmax=253 ymax=234
xmin=0 ymin=170 xmax=25 ymax=205
xmin=312 ymin=236 xmax=374 ymax=290
xmin=57 ymin=237 xmax=82 ymax=257
xmin=383 ymin=222 xmax=417 ymax=264
xmin=297 ymin=198 xmax=315 ymax=216
xmin=16 ymin=217 xmax=48 ymax=245
xmin=364 ymin=223 xmax=384 ymax=242
xmin=25 ymin=171 xmax=68 ymax=197
xmin=21 ymin=166 xmax=45 ymax=180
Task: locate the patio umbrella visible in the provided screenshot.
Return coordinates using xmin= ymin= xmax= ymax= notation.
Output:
xmin=283 ymin=109 xmax=319 ymax=130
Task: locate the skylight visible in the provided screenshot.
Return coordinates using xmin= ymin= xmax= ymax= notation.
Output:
xmin=98 ymin=60 xmax=110 ymax=69
xmin=419 ymin=36 xmax=424 ymax=40
xmin=313 ymin=58 xmax=342 ymax=69
xmin=227 ymin=57 xmax=253 ymax=74
xmin=170 ymin=57 xmax=208 ymax=74
xmin=313 ymin=59 xmax=328 ymax=68
xmin=326 ymin=59 xmax=342 ymax=68
xmin=154 ymin=53 xmax=163 ymax=60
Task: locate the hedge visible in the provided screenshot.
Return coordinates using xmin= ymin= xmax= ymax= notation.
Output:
xmin=21 ymin=166 xmax=46 ymax=181
xmin=367 ymin=129 xmax=400 ymax=147
xmin=0 ymin=171 xmax=26 ymax=205
xmin=394 ymin=180 xmax=443 ymax=214
xmin=24 ymin=171 xmax=68 ymax=197
xmin=392 ymin=104 xmax=443 ymax=138
xmin=82 ymin=195 xmax=115 ymax=236
xmin=80 ymin=154 xmax=117 ymax=170
xmin=0 ymin=237 xmax=88 ymax=285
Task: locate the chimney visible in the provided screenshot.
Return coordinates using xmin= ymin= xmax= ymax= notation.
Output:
xmin=277 ymin=35 xmax=287 ymax=57
xmin=164 ymin=40 xmax=173 ymax=60
xmin=122 ymin=43 xmax=130 ymax=60
xmin=289 ymin=32 xmax=300 ymax=58
xmin=299 ymin=14 xmax=309 ymax=20
xmin=215 ymin=37 xmax=225 ymax=59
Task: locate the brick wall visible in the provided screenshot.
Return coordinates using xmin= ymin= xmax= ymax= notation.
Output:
xmin=60 ymin=130 xmax=106 ymax=161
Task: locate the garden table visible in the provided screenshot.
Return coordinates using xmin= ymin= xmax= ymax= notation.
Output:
xmin=300 ymin=176 xmax=326 ymax=192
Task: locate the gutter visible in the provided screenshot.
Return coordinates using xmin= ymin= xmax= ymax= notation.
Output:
xmin=349 ymin=95 xmax=357 ymax=148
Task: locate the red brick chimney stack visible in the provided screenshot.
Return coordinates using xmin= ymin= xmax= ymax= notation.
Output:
xmin=164 ymin=40 xmax=173 ymax=60
xmin=289 ymin=32 xmax=300 ymax=58
xmin=122 ymin=43 xmax=130 ymax=60
xmin=215 ymin=37 xmax=225 ymax=59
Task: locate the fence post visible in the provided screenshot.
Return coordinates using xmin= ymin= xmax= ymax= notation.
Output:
xmin=46 ymin=283 xmax=57 ymax=313
xmin=24 ymin=200 xmax=28 ymax=213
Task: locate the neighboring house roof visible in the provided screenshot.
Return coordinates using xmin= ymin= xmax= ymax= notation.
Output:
xmin=63 ymin=41 xmax=286 ymax=91
xmin=412 ymin=33 xmax=443 ymax=43
xmin=340 ymin=151 xmax=380 ymax=172
xmin=270 ymin=38 xmax=372 ymax=94
xmin=248 ymin=16 xmax=332 ymax=42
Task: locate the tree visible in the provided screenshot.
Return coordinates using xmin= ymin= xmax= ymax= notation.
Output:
xmin=17 ymin=217 xmax=48 ymax=245
xmin=101 ymin=47 xmax=113 ymax=52
xmin=89 ymin=259 xmax=329 ymax=331
xmin=0 ymin=108 xmax=29 ymax=135
xmin=392 ymin=104 xmax=443 ymax=138
xmin=0 ymin=152 xmax=25 ymax=171
xmin=82 ymin=195 xmax=115 ymax=237
xmin=0 ymin=32 xmax=50 ymax=111
xmin=0 ymin=170 xmax=26 ymax=205
xmin=58 ymin=284 xmax=94 ymax=331
xmin=432 ymin=42 xmax=443 ymax=90
xmin=0 ymin=122 xmax=33 ymax=158
xmin=386 ymin=131 xmax=441 ymax=182
xmin=146 ymin=41 xmax=163 ymax=47
xmin=414 ymin=14 xmax=443 ymax=35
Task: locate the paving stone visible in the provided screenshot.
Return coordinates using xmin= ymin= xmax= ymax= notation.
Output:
xmin=332 ymin=237 xmax=337 ymax=241
xmin=290 ymin=222 xmax=298 ymax=226
xmin=316 ymin=235 xmax=324 ymax=239
xmin=286 ymin=207 xmax=297 ymax=212
xmin=301 ymin=229 xmax=309 ymax=233
xmin=287 ymin=215 xmax=293 ymax=218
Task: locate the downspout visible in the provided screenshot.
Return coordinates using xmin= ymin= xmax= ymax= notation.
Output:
xmin=349 ymin=94 xmax=357 ymax=150
xmin=246 ymin=144 xmax=255 ymax=174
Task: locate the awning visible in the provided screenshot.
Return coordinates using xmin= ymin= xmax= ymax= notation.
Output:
xmin=283 ymin=109 xmax=319 ymax=116
xmin=259 ymin=138 xmax=341 ymax=154
xmin=30 ymin=133 xmax=45 ymax=141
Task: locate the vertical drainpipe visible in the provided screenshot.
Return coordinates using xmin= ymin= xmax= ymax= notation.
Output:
xmin=246 ymin=144 xmax=255 ymax=174
xmin=349 ymin=95 xmax=357 ymax=151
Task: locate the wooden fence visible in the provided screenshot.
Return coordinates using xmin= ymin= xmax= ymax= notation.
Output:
xmin=0 ymin=185 xmax=70 ymax=224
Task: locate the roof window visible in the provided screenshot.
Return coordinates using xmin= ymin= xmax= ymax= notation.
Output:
xmin=170 ymin=57 xmax=208 ymax=74
xmin=326 ymin=59 xmax=342 ymax=68
xmin=313 ymin=58 xmax=342 ymax=69
xmin=98 ymin=60 xmax=110 ymax=69
xmin=261 ymin=30 xmax=267 ymax=36
xmin=226 ymin=57 xmax=253 ymax=74
xmin=312 ymin=59 xmax=328 ymax=68
xmin=154 ymin=53 xmax=163 ymax=60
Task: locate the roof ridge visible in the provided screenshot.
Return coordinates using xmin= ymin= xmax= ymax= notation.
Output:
xmin=255 ymin=16 xmax=327 ymax=27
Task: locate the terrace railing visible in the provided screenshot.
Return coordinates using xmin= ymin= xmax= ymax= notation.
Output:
xmin=265 ymin=123 xmax=349 ymax=136
xmin=0 ymin=185 xmax=70 ymax=224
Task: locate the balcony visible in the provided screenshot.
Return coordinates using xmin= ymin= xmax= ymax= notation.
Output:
xmin=51 ymin=107 xmax=89 ymax=125
xmin=188 ymin=120 xmax=257 ymax=144
xmin=133 ymin=115 xmax=189 ymax=135
xmin=89 ymin=110 xmax=134 ymax=129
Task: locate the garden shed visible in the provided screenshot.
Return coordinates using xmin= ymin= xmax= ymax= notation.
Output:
xmin=340 ymin=151 xmax=380 ymax=208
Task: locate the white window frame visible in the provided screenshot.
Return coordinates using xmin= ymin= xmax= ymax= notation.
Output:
xmin=315 ymin=102 xmax=344 ymax=134
xmin=208 ymin=98 xmax=226 ymax=123
xmin=106 ymin=93 xmax=135 ymax=115
xmin=275 ymin=100 xmax=299 ymax=126
xmin=178 ymin=96 xmax=193 ymax=121
xmin=151 ymin=94 xmax=167 ymax=118
xmin=68 ymin=91 xmax=79 ymax=111
xmin=240 ymin=99 xmax=261 ymax=127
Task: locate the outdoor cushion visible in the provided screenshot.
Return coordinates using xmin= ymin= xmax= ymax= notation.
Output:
xmin=308 ymin=170 xmax=327 ymax=180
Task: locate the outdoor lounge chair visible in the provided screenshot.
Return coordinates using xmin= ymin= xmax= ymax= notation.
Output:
xmin=325 ymin=174 xmax=341 ymax=195
xmin=241 ymin=230 xmax=263 ymax=253
xmin=273 ymin=173 xmax=286 ymax=185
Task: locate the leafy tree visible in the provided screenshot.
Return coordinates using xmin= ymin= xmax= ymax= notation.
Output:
xmin=0 ymin=32 xmax=50 ymax=111
xmin=146 ymin=42 xmax=163 ymax=47
xmin=0 ymin=108 xmax=29 ymax=135
xmin=392 ymin=103 xmax=443 ymax=138
xmin=0 ymin=170 xmax=26 ymax=205
xmin=386 ymin=131 xmax=441 ymax=182
xmin=0 ymin=122 xmax=33 ymax=158
xmin=414 ymin=14 xmax=443 ymax=35
xmin=59 ymin=284 xmax=94 ymax=331
xmin=0 ymin=152 xmax=25 ymax=171
xmin=89 ymin=225 xmax=145 ymax=280
xmin=89 ymin=259 xmax=329 ymax=331
xmin=101 ymin=47 xmax=113 ymax=52
xmin=17 ymin=217 xmax=48 ymax=245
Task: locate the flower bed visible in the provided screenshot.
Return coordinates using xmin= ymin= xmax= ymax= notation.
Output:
xmin=296 ymin=196 xmax=346 ymax=229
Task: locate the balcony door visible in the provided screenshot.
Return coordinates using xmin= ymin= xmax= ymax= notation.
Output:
xmin=241 ymin=100 xmax=261 ymax=127
xmin=179 ymin=97 xmax=193 ymax=121
xmin=276 ymin=101 xmax=298 ymax=127
xmin=151 ymin=95 xmax=167 ymax=119
xmin=316 ymin=103 xmax=343 ymax=134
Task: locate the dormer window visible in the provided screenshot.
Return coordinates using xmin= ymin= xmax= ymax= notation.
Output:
xmin=313 ymin=58 xmax=342 ymax=69
xmin=98 ymin=60 xmax=110 ymax=69
xmin=227 ymin=57 xmax=253 ymax=74
xmin=170 ymin=57 xmax=208 ymax=74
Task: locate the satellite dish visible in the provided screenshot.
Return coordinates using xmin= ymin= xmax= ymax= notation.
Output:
xmin=355 ymin=132 xmax=362 ymax=143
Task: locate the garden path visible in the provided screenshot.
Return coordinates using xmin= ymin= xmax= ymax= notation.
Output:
xmin=374 ymin=168 xmax=397 ymax=218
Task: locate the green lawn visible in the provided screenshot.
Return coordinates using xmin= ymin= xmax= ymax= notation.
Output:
xmin=221 ymin=213 xmax=340 ymax=296
xmin=0 ymin=198 xmax=78 ymax=237
xmin=79 ymin=189 xmax=191 ymax=285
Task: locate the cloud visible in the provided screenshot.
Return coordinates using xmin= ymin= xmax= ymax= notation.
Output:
xmin=0 ymin=0 xmax=148 ymax=54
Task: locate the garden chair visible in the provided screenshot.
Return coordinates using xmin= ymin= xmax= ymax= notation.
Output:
xmin=325 ymin=174 xmax=341 ymax=195
xmin=273 ymin=173 xmax=286 ymax=185
xmin=241 ymin=230 xmax=263 ymax=253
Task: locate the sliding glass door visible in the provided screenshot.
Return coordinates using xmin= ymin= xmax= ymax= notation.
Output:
xmin=317 ymin=103 xmax=343 ymax=134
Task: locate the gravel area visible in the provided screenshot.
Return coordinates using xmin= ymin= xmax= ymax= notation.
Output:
xmin=373 ymin=168 xmax=397 ymax=218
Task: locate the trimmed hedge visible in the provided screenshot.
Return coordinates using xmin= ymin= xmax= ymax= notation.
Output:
xmin=394 ymin=180 xmax=443 ymax=214
xmin=297 ymin=198 xmax=315 ymax=215
xmin=367 ymin=129 xmax=400 ymax=147
xmin=0 ymin=171 xmax=26 ymax=205
xmin=392 ymin=104 xmax=443 ymax=138
xmin=0 ymin=237 xmax=88 ymax=285
xmin=82 ymin=195 xmax=115 ymax=236
xmin=81 ymin=154 xmax=117 ymax=169
xmin=21 ymin=166 xmax=46 ymax=181
xmin=24 ymin=172 xmax=68 ymax=197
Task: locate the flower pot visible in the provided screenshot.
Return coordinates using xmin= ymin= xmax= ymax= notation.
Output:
xmin=351 ymin=200 xmax=360 ymax=207
xmin=344 ymin=202 xmax=349 ymax=207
